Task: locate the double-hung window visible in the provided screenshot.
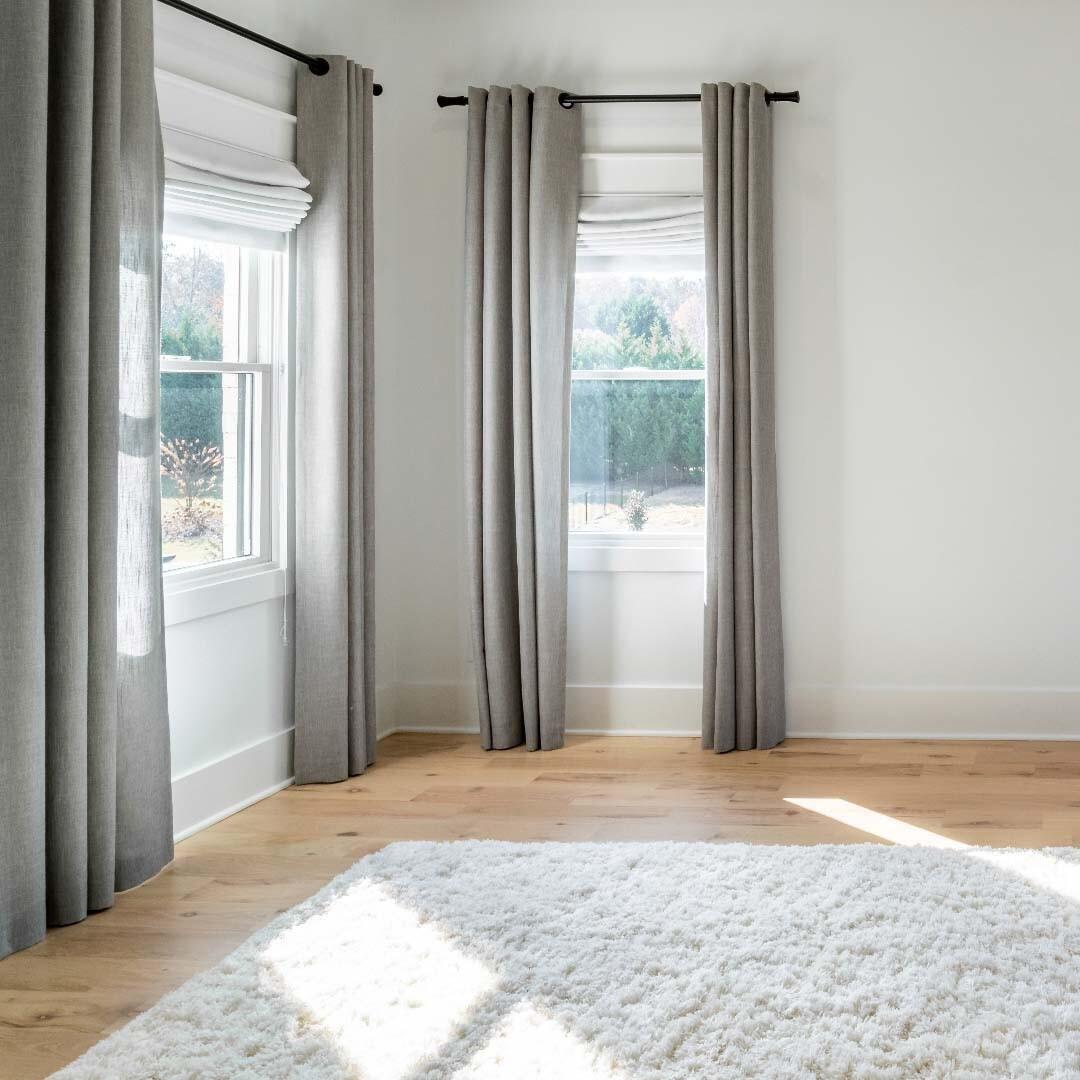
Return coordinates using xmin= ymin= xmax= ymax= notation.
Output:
xmin=154 ymin=68 xmax=311 ymax=609
xmin=160 ymin=234 xmax=285 ymax=576
xmin=569 ymin=167 xmax=707 ymax=562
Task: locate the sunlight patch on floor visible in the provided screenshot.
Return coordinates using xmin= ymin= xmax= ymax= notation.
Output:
xmin=786 ymin=796 xmax=1080 ymax=904
xmin=263 ymin=879 xmax=497 ymax=1080
xmin=455 ymin=1002 xmax=628 ymax=1079
xmin=784 ymin=797 xmax=965 ymax=849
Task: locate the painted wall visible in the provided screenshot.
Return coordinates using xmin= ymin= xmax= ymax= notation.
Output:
xmin=166 ymin=597 xmax=294 ymax=837
xmin=163 ymin=0 xmax=1080 ymax=765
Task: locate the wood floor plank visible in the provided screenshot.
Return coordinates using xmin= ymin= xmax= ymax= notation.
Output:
xmin=3 ymin=733 xmax=1080 ymax=1078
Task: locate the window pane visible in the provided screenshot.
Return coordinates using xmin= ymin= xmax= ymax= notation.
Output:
xmin=161 ymin=372 xmax=257 ymax=570
xmin=570 ymin=272 xmax=706 ymax=533
xmin=161 ymin=235 xmax=239 ymax=362
xmin=573 ymin=273 xmax=706 ymax=372
xmin=570 ymin=379 xmax=705 ymax=532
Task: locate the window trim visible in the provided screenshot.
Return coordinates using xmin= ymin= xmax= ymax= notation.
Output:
xmin=160 ymin=235 xmax=290 ymax=621
xmin=571 ymin=368 xmax=704 ymax=382
xmin=571 ymin=153 xmax=708 ymax=565
xmin=569 ymin=531 xmax=705 ymax=574
xmin=163 ymin=563 xmax=290 ymax=627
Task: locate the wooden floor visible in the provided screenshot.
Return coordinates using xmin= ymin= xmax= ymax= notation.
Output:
xmin=3 ymin=733 xmax=1080 ymax=1078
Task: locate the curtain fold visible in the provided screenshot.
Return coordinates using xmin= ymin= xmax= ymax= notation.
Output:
xmin=294 ymin=59 xmax=376 ymax=783
xmin=464 ymin=86 xmax=581 ymax=751
xmin=700 ymin=82 xmax=786 ymax=752
xmin=0 ymin=0 xmax=173 ymax=961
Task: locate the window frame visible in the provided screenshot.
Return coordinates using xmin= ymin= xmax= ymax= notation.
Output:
xmin=568 ymin=275 xmax=708 ymax=567
xmin=160 ymin=233 xmax=291 ymax=623
xmin=569 ymin=152 xmax=708 ymax=571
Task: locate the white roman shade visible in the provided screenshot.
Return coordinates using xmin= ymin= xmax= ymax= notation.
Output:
xmin=157 ymin=69 xmax=311 ymax=251
xmin=577 ymin=195 xmax=704 ymax=272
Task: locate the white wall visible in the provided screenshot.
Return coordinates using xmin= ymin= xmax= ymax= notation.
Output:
xmin=166 ymin=598 xmax=294 ymax=837
xmin=166 ymin=0 xmax=1080 ymax=756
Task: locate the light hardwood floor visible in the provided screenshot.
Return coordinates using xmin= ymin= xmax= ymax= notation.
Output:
xmin=3 ymin=733 xmax=1080 ymax=1078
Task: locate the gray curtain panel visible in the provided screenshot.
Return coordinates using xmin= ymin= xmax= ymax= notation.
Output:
xmin=700 ymin=83 xmax=786 ymax=752
xmin=464 ymin=86 xmax=582 ymax=751
xmin=0 ymin=0 xmax=173 ymax=961
xmin=294 ymin=60 xmax=376 ymax=783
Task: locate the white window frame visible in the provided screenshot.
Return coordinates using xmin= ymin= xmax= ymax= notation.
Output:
xmin=569 ymin=152 xmax=708 ymax=573
xmin=161 ymin=234 xmax=291 ymax=625
xmin=570 ymin=156 xmax=712 ymax=574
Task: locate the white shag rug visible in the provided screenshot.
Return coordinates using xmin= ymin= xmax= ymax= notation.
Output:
xmin=57 ymin=841 xmax=1080 ymax=1079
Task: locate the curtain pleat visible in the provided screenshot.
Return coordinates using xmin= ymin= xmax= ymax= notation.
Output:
xmin=294 ymin=59 xmax=376 ymax=783
xmin=464 ymin=86 xmax=581 ymax=751
xmin=700 ymin=83 xmax=786 ymax=752
xmin=0 ymin=0 xmax=173 ymax=960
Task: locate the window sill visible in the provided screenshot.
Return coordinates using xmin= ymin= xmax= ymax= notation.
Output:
xmin=163 ymin=562 xmax=290 ymax=627
xmin=568 ymin=534 xmax=704 ymax=573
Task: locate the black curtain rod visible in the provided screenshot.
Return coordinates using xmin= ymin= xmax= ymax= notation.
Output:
xmin=156 ymin=0 xmax=383 ymax=92
xmin=437 ymin=90 xmax=799 ymax=109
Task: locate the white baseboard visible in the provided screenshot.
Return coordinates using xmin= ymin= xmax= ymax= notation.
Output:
xmin=172 ymin=727 xmax=295 ymax=842
xmin=565 ymin=684 xmax=701 ymax=734
xmin=380 ymin=725 xmax=702 ymax=738
xmin=389 ymin=682 xmax=704 ymax=736
xmin=387 ymin=681 xmax=1080 ymax=741
xmin=787 ymin=685 xmax=1080 ymax=740
xmin=170 ymin=682 xmax=1079 ymax=844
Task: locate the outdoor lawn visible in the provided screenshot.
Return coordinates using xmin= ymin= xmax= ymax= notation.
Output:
xmin=570 ymin=483 xmax=705 ymax=533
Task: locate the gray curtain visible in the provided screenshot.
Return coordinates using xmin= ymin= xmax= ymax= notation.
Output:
xmin=700 ymin=83 xmax=786 ymax=752
xmin=0 ymin=0 xmax=173 ymax=961
xmin=464 ymin=86 xmax=581 ymax=751
xmin=294 ymin=59 xmax=376 ymax=783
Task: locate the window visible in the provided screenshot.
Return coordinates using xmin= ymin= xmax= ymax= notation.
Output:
xmin=570 ymin=272 xmax=706 ymax=536
xmin=160 ymin=233 xmax=284 ymax=575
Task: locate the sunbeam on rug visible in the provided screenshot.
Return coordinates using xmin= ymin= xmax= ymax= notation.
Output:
xmin=56 ymin=841 xmax=1080 ymax=1079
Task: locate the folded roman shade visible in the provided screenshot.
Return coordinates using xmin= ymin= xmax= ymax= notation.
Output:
xmin=577 ymin=194 xmax=703 ymax=272
xmin=578 ymin=195 xmax=704 ymax=252
xmin=162 ymin=125 xmax=311 ymax=247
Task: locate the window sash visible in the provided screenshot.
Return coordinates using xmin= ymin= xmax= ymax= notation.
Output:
xmin=571 ymin=368 xmax=704 ymax=381
xmin=160 ymin=358 xmax=264 ymax=374
xmin=160 ymin=239 xmax=284 ymax=580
